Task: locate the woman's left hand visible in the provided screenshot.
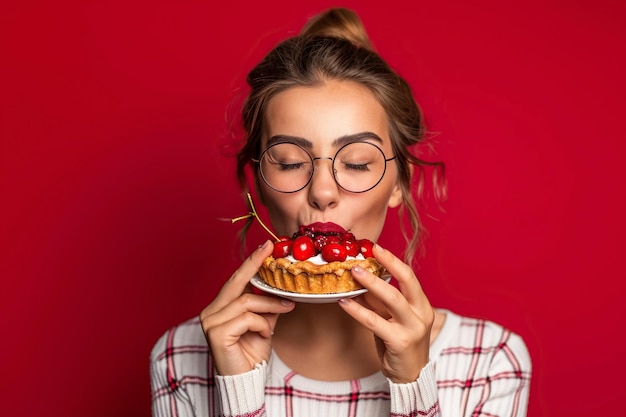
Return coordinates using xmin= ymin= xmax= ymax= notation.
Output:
xmin=338 ymin=243 xmax=435 ymax=383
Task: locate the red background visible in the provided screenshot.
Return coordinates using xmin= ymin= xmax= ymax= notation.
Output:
xmin=2 ymin=0 xmax=625 ymax=416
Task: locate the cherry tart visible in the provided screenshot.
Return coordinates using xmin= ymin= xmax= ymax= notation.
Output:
xmin=258 ymin=225 xmax=385 ymax=294
xmin=258 ymin=256 xmax=385 ymax=294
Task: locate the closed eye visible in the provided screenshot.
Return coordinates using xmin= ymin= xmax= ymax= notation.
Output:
xmin=343 ymin=162 xmax=371 ymax=172
xmin=277 ymin=162 xmax=307 ymax=171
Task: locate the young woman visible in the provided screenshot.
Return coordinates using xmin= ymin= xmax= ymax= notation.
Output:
xmin=150 ymin=8 xmax=531 ymax=417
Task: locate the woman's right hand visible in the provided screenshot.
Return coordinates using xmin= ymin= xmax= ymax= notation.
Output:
xmin=199 ymin=240 xmax=295 ymax=376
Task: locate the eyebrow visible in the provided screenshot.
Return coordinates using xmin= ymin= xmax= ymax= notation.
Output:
xmin=266 ymin=132 xmax=384 ymax=149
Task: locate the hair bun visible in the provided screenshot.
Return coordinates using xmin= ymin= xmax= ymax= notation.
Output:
xmin=300 ymin=8 xmax=374 ymax=51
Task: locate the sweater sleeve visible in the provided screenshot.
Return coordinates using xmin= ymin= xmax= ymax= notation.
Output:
xmin=389 ymin=361 xmax=441 ymax=417
xmin=214 ymin=361 xmax=267 ymax=417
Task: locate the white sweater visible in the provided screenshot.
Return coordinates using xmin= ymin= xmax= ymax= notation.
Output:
xmin=150 ymin=309 xmax=531 ymax=417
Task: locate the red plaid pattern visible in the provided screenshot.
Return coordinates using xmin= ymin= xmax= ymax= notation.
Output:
xmin=150 ymin=309 xmax=531 ymax=417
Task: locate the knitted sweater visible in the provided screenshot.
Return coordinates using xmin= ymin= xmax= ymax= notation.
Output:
xmin=150 ymin=309 xmax=531 ymax=417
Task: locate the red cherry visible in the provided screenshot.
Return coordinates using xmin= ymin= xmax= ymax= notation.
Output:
xmin=292 ymin=235 xmax=316 ymax=260
xmin=313 ymin=234 xmax=328 ymax=252
xmin=325 ymin=235 xmax=340 ymax=245
xmin=272 ymin=240 xmax=292 ymax=258
xmin=297 ymin=225 xmax=315 ymax=239
xmin=321 ymin=242 xmax=348 ymax=262
xmin=340 ymin=232 xmax=356 ymax=243
xmin=344 ymin=240 xmax=360 ymax=257
xmin=357 ymin=239 xmax=374 ymax=258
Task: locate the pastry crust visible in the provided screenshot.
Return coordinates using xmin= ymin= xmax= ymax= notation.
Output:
xmin=258 ymin=256 xmax=386 ymax=294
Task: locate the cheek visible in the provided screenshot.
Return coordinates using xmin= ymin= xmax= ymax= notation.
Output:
xmin=348 ymin=195 xmax=391 ymax=239
xmin=261 ymin=189 xmax=301 ymax=235
xmin=353 ymin=176 xmax=401 ymax=235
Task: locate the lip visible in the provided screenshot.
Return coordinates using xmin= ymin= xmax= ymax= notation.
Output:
xmin=303 ymin=222 xmax=346 ymax=234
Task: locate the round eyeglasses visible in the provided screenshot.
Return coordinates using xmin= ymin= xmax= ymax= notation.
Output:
xmin=254 ymin=141 xmax=397 ymax=193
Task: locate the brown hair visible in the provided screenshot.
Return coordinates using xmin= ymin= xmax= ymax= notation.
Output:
xmin=235 ymin=8 xmax=445 ymax=265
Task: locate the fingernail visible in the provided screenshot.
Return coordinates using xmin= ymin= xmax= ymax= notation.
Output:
xmin=338 ymin=298 xmax=350 ymax=305
xmin=352 ymin=265 xmax=365 ymax=276
xmin=259 ymin=240 xmax=270 ymax=249
xmin=374 ymin=243 xmax=383 ymax=251
xmin=281 ymin=299 xmax=293 ymax=306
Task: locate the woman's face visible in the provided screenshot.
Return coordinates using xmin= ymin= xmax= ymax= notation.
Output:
xmin=258 ymin=80 xmax=403 ymax=242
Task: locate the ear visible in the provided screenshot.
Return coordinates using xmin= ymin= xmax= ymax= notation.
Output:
xmin=388 ymin=163 xmax=412 ymax=208
xmin=388 ymin=181 xmax=403 ymax=208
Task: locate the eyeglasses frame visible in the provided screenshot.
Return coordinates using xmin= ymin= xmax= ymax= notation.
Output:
xmin=252 ymin=141 xmax=397 ymax=194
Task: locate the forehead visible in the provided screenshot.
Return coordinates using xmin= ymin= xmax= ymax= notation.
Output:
xmin=263 ymin=80 xmax=390 ymax=150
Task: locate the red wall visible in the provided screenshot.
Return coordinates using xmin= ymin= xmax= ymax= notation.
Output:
xmin=2 ymin=0 xmax=625 ymax=416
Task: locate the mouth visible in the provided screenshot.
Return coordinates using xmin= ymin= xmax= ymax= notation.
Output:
xmin=301 ymin=222 xmax=346 ymax=234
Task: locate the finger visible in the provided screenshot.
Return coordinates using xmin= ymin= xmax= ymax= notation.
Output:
xmin=358 ymin=290 xmax=391 ymax=320
xmin=257 ymin=311 xmax=284 ymax=339
xmin=372 ymin=243 xmax=427 ymax=306
xmin=202 ymin=240 xmax=274 ymax=317
xmin=224 ymin=240 xmax=274 ymax=291
xmin=208 ymin=311 xmax=276 ymax=345
xmin=338 ymin=297 xmax=401 ymax=341
xmin=369 ymin=245 xmax=435 ymax=329
xmin=350 ymin=264 xmax=413 ymax=320
xmin=201 ymin=292 xmax=294 ymax=330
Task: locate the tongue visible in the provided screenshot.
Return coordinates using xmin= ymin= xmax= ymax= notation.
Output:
xmin=303 ymin=222 xmax=346 ymax=234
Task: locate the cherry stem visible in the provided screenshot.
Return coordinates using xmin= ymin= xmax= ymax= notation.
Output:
xmin=231 ymin=193 xmax=280 ymax=242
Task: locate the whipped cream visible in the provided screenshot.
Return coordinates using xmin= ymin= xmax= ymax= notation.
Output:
xmin=286 ymin=253 xmax=366 ymax=265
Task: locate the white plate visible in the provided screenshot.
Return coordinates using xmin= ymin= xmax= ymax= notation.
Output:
xmin=250 ymin=274 xmax=392 ymax=304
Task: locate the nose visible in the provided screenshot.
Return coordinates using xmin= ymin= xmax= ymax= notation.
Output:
xmin=308 ymin=157 xmax=339 ymax=210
